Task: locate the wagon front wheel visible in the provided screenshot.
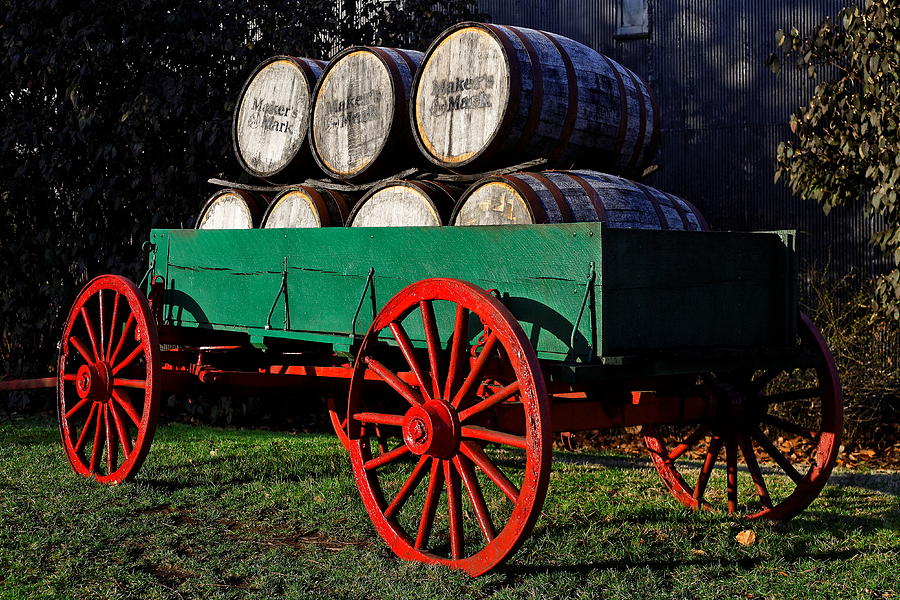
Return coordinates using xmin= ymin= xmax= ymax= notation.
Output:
xmin=57 ymin=275 xmax=160 ymax=484
xmin=346 ymin=278 xmax=551 ymax=576
xmin=643 ymin=313 xmax=842 ymax=520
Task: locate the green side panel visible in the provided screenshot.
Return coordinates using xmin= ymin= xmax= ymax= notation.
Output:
xmin=149 ymin=225 xmax=602 ymax=361
xmin=600 ymin=228 xmax=797 ymax=354
xmin=149 ymin=224 xmax=797 ymax=362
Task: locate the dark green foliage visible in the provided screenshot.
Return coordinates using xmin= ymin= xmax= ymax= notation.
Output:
xmin=772 ymin=0 xmax=900 ymax=320
xmin=0 ymin=0 xmax=482 ymax=390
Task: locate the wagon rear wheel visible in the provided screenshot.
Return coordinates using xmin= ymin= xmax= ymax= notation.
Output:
xmin=643 ymin=313 xmax=842 ymax=520
xmin=346 ymin=278 xmax=551 ymax=576
xmin=57 ymin=275 xmax=160 ymax=484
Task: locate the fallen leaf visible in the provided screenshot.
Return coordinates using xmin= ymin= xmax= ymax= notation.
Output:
xmin=736 ymin=529 xmax=757 ymax=546
xmin=690 ymin=548 xmax=706 ymax=555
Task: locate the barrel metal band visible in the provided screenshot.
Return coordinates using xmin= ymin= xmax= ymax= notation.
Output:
xmin=633 ymin=182 xmax=670 ymax=230
xmin=567 ymin=172 xmax=607 ymax=222
xmin=623 ymin=67 xmax=648 ymax=173
xmin=600 ymin=54 xmax=630 ymax=166
xmin=528 ymin=172 xmax=573 ymax=222
xmin=544 ymin=32 xmax=580 ymax=163
xmin=505 ymin=26 xmax=545 ymax=157
xmin=499 ymin=174 xmax=549 ymax=223
xmin=663 ymin=191 xmax=693 ymax=230
xmin=476 ymin=24 xmax=523 ymax=167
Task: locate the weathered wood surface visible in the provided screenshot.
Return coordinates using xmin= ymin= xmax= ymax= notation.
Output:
xmin=412 ymin=23 xmax=658 ymax=176
xmin=347 ymin=180 xmax=459 ymax=227
xmin=150 ymin=224 xmax=796 ymax=360
xmin=452 ymin=170 xmax=707 ymax=231
xmin=261 ymin=187 xmax=352 ymax=228
xmin=196 ymin=189 xmax=266 ymax=229
xmin=233 ymin=56 xmax=325 ymax=181
xmin=311 ymin=46 xmax=424 ymax=182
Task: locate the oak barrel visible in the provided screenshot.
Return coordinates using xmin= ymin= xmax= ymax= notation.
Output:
xmin=412 ymin=23 xmax=659 ymax=176
xmin=451 ymin=170 xmax=708 ymax=231
xmin=347 ymin=180 xmax=459 ymax=227
xmin=310 ymin=46 xmax=424 ymax=182
xmin=233 ymin=55 xmax=326 ymax=182
xmin=261 ymin=187 xmax=352 ymax=228
xmin=196 ymin=189 xmax=267 ymax=229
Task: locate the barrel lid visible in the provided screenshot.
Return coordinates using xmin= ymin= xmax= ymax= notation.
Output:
xmin=233 ymin=56 xmax=319 ymax=179
xmin=261 ymin=188 xmax=331 ymax=228
xmin=348 ymin=180 xmax=444 ymax=227
xmin=412 ymin=22 xmax=514 ymax=169
xmin=452 ymin=178 xmax=535 ymax=226
xmin=311 ymin=47 xmax=399 ymax=180
xmin=196 ymin=189 xmax=259 ymax=229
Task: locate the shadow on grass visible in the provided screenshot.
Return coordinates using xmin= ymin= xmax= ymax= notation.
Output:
xmin=502 ymin=546 xmax=898 ymax=578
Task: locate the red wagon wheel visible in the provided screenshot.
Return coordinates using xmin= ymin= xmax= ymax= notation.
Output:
xmin=346 ymin=278 xmax=551 ymax=576
xmin=57 ymin=275 xmax=161 ymax=484
xmin=643 ymin=313 xmax=842 ymax=520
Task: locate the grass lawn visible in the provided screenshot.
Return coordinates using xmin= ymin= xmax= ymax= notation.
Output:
xmin=0 ymin=419 xmax=896 ymax=600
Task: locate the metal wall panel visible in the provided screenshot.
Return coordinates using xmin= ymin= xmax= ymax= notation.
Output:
xmin=477 ymin=0 xmax=886 ymax=277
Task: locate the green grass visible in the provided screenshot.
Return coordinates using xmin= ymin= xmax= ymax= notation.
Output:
xmin=0 ymin=419 xmax=896 ymax=600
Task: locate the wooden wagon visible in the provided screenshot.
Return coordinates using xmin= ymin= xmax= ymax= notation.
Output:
xmin=52 ymin=222 xmax=840 ymax=575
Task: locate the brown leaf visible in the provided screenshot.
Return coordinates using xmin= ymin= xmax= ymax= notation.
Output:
xmin=736 ymin=529 xmax=757 ymax=546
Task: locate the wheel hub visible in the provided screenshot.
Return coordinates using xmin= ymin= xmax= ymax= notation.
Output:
xmin=75 ymin=362 xmax=112 ymax=402
xmin=402 ymin=401 xmax=460 ymax=458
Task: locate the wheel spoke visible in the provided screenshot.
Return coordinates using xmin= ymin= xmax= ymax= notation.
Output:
xmin=64 ymin=396 xmax=92 ymax=419
xmin=737 ymin=433 xmax=772 ymax=509
xmin=445 ymin=460 xmax=464 ymax=560
xmin=725 ymin=436 xmax=738 ymax=514
xmin=106 ymin=292 xmax=121 ymax=361
xmin=761 ymin=413 xmax=817 ymax=441
xmin=460 ymin=441 xmax=519 ymax=503
xmin=451 ymin=332 xmax=499 ymax=408
xmin=111 ymin=344 xmax=144 ymax=376
xmin=354 ymin=412 xmax=405 ymax=427
xmin=108 ymin=401 xmax=133 ymax=460
xmin=453 ymin=455 xmax=495 ymax=543
xmin=98 ymin=290 xmax=107 ymax=360
xmin=693 ymin=435 xmax=723 ymax=504
xmin=443 ymin=305 xmax=469 ymax=400
xmin=461 ymin=425 xmax=526 ymax=449
xmin=113 ymin=378 xmax=147 ymax=390
xmin=108 ymin=313 xmax=135 ymax=367
xmin=666 ymin=425 xmax=709 ymax=462
xmin=761 ymin=387 xmax=822 ymax=404
xmin=457 ymin=381 xmax=520 ymax=422
xmin=88 ymin=410 xmax=106 ymax=473
xmin=388 ymin=321 xmax=432 ymax=402
xmin=364 ymin=357 xmax=424 ymax=407
xmin=69 ymin=336 xmax=94 ymax=366
xmin=80 ymin=307 xmax=101 ymax=362
xmin=751 ymin=369 xmax=781 ymax=392
xmin=74 ymin=403 xmax=99 ymax=453
xmin=105 ymin=404 xmax=118 ymax=475
xmin=414 ymin=458 xmax=444 ymax=551
xmin=749 ymin=425 xmax=805 ymax=485
xmin=419 ymin=300 xmax=442 ymax=400
xmin=384 ymin=455 xmax=430 ymax=520
xmin=112 ymin=389 xmax=141 ymax=427
xmin=363 ymin=444 xmax=410 ymax=471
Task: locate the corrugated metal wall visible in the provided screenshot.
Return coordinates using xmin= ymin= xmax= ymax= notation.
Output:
xmin=478 ymin=0 xmax=887 ymax=278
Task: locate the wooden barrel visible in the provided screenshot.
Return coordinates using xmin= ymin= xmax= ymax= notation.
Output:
xmin=233 ymin=55 xmax=326 ymax=182
xmin=347 ymin=180 xmax=459 ymax=227
xmin=412 ymin=23 xmax=659 ymax=176
xmin=310 ymin=46 xmax=424 ymax=182
xmin=196 ymin=189 xmax=267 ymax=229
xmin=261 ymin=187 xmax=352 ymax=228
xmin=451 ymin=170 xmax=708 ymax=231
